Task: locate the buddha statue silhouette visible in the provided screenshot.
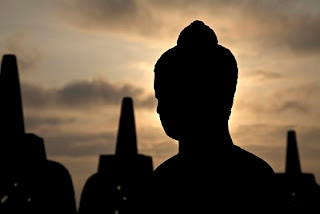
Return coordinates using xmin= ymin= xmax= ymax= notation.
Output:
xmin=149 ymin=20 xmax=277 ymax=213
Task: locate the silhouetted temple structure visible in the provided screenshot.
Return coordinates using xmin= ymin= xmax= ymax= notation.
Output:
xmin=275 ymin=130 xmax=320 ymax=212
xmin=0 ymin=54 xmax=76 ymax=213
xmin=78 ymin=97 xmax=153 ymax=214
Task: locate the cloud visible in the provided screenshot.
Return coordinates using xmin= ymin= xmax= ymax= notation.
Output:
xmin=283 ymin=13 xmax=320 ymax=54
xmin=44 ymin=131 xmax=116 ymax=157
xmin=56 ymin=0 xmax=320 ymax=55
xmin=21 ymin=79 xmax=156 ymax=110
xmin=57 ymin=0 xmax=161 ymax=40
xmin=0 ymin=33 xmax=43 ymax=72
xmin=271 ymin=83 xmax=319 ymax=113
xmin=56 ymin=80 xmax=142 ymax=107
xmin=21 ymin=83 xmax=55 ymax=108
xmin=236 ymin=82 xmax=319 ymax=114
xmin=232 ymin=123 xmax=290 ymax=147
xmin=277 ymin=101 xmax=309 ymax=113
xmin=231 ymin=123 xmax=320 ymax=174
xmin=244 ymin=70 xmax=283 ymax=80
xmin=19 ymin=79 xmax=158 ymax=161
xmin=25 ymin=115 xmax=76 ymax=129
xmin=29 ymin=116 xmax=174 ymax=161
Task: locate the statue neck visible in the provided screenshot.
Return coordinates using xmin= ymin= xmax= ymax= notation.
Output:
xmin=178 ymin=121 xmax=233 ymax=155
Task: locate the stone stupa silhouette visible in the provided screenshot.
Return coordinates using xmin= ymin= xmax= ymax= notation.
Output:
xmin=78 ymin=97 xmax=153 ymax=214
xmin=0 ymin=54 xmax=76 ymax=214
xmin=275 ymin=130 xmax=320 ymax=212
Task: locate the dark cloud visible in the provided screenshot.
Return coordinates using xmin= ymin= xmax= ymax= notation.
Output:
xmin=284 ymin=13 xmax=320 ymax=54
xmin=21 ymin=79 xmax=156 ymax=110
xmin=57 ymin=0 xmax=160 ymax=39
xmin=212 ymin=0 xmax=320 ymax=54
xmin=19 ymin=79 xmax=157 ymax=158
xmin=56 ymin=80 xmax=142 ymax=107
xmin=56 ymin=0 xmax=320 ymax=54
xmin=21 ymin=83 xmax=55 ymax=108
xmin=44 ymin=131 xmax=116 ymax=157
xmin=277 ymin=101 xmax=309 ymax=113
xmin=25 ymin=115 xmax=76 ymax=129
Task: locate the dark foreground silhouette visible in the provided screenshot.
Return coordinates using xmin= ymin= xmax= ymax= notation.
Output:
xmin=275 ymin=130 xmax=320 ymax=212
xmin=0 ymin=55 xmax=76 ymax=214
xmin=1 ymin=22 xmax=319 ymax=214
xmin=148 ymin=20 xmax=277 ymax=213
xmin=78 ymin=97 xmax=153 ymax=214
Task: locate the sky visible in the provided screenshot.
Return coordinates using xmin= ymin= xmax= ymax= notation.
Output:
xmin=1 ymin=0 xmax=320 ymax=208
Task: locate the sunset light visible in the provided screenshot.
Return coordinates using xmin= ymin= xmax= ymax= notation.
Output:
xmin=1 ymin=0 xmax=319 ymax=211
